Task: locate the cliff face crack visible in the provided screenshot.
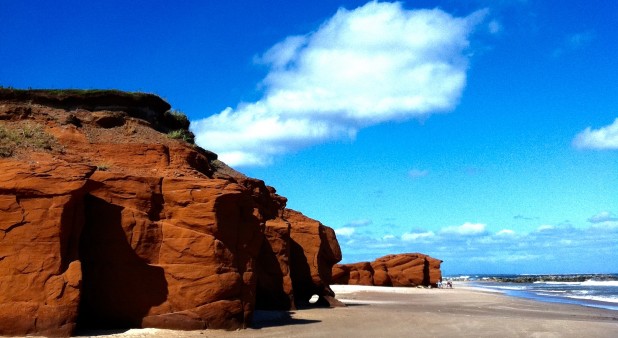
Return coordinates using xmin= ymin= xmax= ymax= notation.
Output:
xmin=0 ymin=221 xmax=26 ymax=235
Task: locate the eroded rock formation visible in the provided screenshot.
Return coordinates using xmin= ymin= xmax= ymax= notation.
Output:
xmin=0 ymin=89 xmax=342 ymax=336
xmin=332 ymin=253 xmax=443 ymax=287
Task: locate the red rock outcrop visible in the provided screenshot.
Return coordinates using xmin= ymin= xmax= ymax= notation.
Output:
xmin=0 ymin=89 xmax=342 ymax=336
xmin=0 ymin=160 xmax=93 ymax=336
xmin=285 ymin=209 xmax=344 ymax=307
xmin=332 ymin=253 xmax=443 ymax=288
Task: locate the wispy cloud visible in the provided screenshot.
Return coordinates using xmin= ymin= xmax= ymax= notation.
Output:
xmin=513 ymin=214 xmax=539 ymax=221
xmin=345 ymin=219 xmax=373 ymax=227
xmin=487 ymin=19 xmax=502 ymax=34
xmin=192 ymin=2 xmax=489 ymax=166
xmin=408 ymin=169 xmax=429 ymax=179
xmin=567 ymin=31 xmax=595 ymax=49
xmin=572 ymin=118 xmax=618 ymax=150
xmin=553 ymin=30 xmax=595 ymax=57
xmin=588 ymin=211 xmax=618 ymax=224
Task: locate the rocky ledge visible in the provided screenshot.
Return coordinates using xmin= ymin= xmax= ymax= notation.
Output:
xmin=332 ymin=253 xmax=443 ymax=287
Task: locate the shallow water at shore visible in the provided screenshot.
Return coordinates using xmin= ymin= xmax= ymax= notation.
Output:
xmin=448 ymin=274 xmax=618 ymax=311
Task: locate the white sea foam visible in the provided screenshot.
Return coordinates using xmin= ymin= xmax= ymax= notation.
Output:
xmin=581 ymin=280 xmax=618 ymax=287
xmin=490 ymin=285 xmax=527 ymax=291
xmin=533 ymin=280 xmax=618 ymax=287
xmin=566 ymin=295 xmax=618 ymax=304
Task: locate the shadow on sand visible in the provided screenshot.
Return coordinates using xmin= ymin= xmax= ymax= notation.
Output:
xmin=250 ymin=310 xmax=321 ymax=329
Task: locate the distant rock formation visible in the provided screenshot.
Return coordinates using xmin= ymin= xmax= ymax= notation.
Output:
xmin=332 ymin=253 xmax=443 ymax=287
xmin=0 ymin=89 xmax=343 ymax=336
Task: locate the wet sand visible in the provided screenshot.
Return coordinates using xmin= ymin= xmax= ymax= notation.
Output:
xmin=70 ymin=285 xmax=618 ymax=338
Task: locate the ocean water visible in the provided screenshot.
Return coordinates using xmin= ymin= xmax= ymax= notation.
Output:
xmin=446 ymin=274 xmax=618 ymax=311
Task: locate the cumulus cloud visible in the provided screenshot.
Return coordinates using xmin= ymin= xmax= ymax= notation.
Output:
xmin=573 ymin=118 xmax=618 ymax=150
xmin=337 ymin=220 xmax=618 ymax=273
xmin=440 ymin=222 xmax=486 ymax=236
xmin=536 ymin=224 xmax=555 ymax=232
xmin=192 ymin=2 xmax=488 ymax=166
xmin=335 ymin=227 xmax=356 ymax=237
xmin=401 ymin=231 xmax=435 ymax=241
xmin=496 ymin=229 xmax=515 ymax=236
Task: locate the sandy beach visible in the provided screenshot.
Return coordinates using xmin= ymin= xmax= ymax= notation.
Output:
xmin=65 ymin=284 xmax=618 ymax=338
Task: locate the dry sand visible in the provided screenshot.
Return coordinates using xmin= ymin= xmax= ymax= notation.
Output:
xmin=68 ymin=284 xmax=618 ymax=338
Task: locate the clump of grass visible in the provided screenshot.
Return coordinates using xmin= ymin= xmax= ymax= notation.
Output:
xmin=96 ymin=164 xmax=110 ymax=171
xmin=0 ymin=122 xmax=56 ymax=157
xmin=162 ymin=109 xmax=190 ymax=131
xmin=169 ymin=110 xmax=189 ymax=127
xmin=167 ymin=129 xmax=195 ymax=144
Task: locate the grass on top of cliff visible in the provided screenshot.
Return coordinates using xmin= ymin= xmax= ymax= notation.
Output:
xmin=0 ymin=122 xmax=57 ymax=157
xmin=0 ymin=87 xmax=148 ymax=99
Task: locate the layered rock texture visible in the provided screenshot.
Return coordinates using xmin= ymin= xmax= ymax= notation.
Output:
xmin=332 ymin=253 xmax=443 ymax=287
xmin=0 ymin=89 xmax=343 ymax=336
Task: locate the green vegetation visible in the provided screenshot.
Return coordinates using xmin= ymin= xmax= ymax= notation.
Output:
xmin=167 ymin=129 xmax=195 ymax=144
xmin=0 ymin=87 xmax=146 ymax=98
xmin=0 ymin=123 xmax=56 ymax=157
xmin=168 ymin=109 xmax=189 ymax=127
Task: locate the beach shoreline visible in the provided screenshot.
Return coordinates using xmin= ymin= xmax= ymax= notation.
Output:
xmin=39 ymin=285 xmax=618 ymax=338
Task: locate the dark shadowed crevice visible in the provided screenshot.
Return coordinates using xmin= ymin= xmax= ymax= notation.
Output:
xmin=255 ymin=239 xmax=291 ymax=310
xmin=76 ymin=194 xmax=168 ymax=331
xmin=423 ymin=258 xmax=431 ymax=287
xmin=289 ymin=239 xmax=315 ymax=307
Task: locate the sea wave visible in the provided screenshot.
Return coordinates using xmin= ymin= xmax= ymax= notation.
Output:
xmin=581 ymin=280 xmax=618 ymax=287
xmin=566 ymin=294 xmax=618 ymax=304
xmin=487 ymin=285 xmax=527 ymax=291
xmin=533 ymin=280 xmax=618 ymax=287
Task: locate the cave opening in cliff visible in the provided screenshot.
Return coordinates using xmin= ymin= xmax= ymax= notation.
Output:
xmin=75 ymin=194 xmax=168 ymax=331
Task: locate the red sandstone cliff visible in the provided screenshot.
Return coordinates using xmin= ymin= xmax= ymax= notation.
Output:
xmin=0 ymin=89 xmax=342 ymax=336
xmin=332 ymin=253 xmax=443 ymax=287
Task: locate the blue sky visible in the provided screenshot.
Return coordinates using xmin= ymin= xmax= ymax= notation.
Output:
xmin=2 ymin=0 xmax=617 ymax=274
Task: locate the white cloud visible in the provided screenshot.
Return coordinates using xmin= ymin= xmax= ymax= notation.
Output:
xmin=441 ymin=222 xmax=486 ymax=235
xmin=408 ymin=169 xmax=429 ymax=178
xmin=335 ymin=227 xmax=356 ymax=237
xmin=339 ymin=219 xmax=618 ymax=273
xmin=573 ymin=118 xmax=618 ymax=150
xmin=588 ymin=211 xmax=618 ymax=223
xmin=496 ymin=229 xmax=515 ymax=236
xmin=536 ymin=224 xmax=555 ymax=232
xmin=401 ymin=231 xmax=435 ymax=241
xmin=192 ymin=2 xmax=488 ymax=166
xmin=588 ymin=211 xmax=618 ymax=230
